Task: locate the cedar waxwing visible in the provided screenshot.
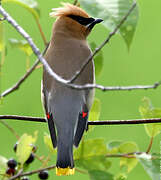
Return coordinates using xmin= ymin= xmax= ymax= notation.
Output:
xmin=41 ymin=3 xmax=103 ymax=176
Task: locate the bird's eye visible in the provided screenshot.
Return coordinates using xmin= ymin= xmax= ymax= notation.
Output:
xmin=68 ymin=15 xmax=94 ymax=26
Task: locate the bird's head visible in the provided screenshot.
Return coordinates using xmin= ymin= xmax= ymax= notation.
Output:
xmin=50 ymin=3 xmax=103 ymax=39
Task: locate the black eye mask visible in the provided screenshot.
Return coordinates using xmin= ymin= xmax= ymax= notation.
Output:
xmin=68 ymin=15 xmax=95 ymax=26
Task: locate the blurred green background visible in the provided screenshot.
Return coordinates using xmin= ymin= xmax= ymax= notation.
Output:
xmin=0 ymin=0 xmax=161 ymax=179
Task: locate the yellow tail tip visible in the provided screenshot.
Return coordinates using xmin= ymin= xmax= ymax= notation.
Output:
xmin=56 ymin=167 xmax=75 ymax=176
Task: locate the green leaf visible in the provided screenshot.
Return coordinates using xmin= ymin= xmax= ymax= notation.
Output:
xmin=9 ymin=38 xmax=33 ymax=56
xmin=74 ymin=139 xmax=107 ymax=159
xmin=44 ymin=133 xmax=56 ymax=154
xmin=16 ymin=132 xmax=37 ymax=165
xmin=90 ymin=42 xmax=104 ymax=77
xmin=80 ymin=0 xmax=139 ymax=49
xmin=75 ymin=155 xmax=111 ymax=171
xmin=139 ymin=97 xmax=161 ymax=137
xmin=89 ymin=98 xmax=101 ymax=122
xmin=88 ymin=98 xmax=101 ymax=131
xmin=120 ymin=156 xmax=138 ymax=173
xmin=137 ymin=153 xmax=160 ymax=180
xmin=0 ymin=22 xmax=5 ymax=52
xmin=89 ymin=170 xmax=114 ymax=180
xmin=118 ymin=142 xmax=138 ymax=153
xmin=107 ymin=141 xmax=138 ymax=173
xmin=118 ymin=142 xmax=138 ymax=173
xmin=74 ymin=139 xmax=111 ymax=171
xmin=107 ymin=140 xmax=123 ymax=154
xmin=114 ymin=173 xmax=127 ymax=180
xmin=2 ymin=0 xmax=40 ymax=20
xmin=0 ymin=155 xmax=7 ymax=174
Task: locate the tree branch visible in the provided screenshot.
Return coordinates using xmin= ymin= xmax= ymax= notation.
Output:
xmin=105 ymin=151 xmax=149 ymax=159
xmin=0 ymin=43 xmax=49 ymax=98
xmin=0 ymin=2 xmax=160 ymax=96
xmin=59 ymin=81 xmax=161 ymax=91
xmin=7 ymin=151 xmax=153 ymax=179
xmin=8 ymin=164 xmax=88 ymax=180
xmin=0 ymin=6 xmax=70 ymax=87
xmin=146 ymin=136 xmax=154 ymax=154
xmin=1 ymin=115 xmax=161 ymax=125
xmin=69 ymin=1 xmax=137 ymax=83
xmin=9 ymin=165 xmax=56 ymax=180
xmin=0 ymin=115 xmax=46 ymax=122
xmin=0 ymin=120 xmax=19 ymax=139
xmin=1 ymin=3 xmax=155 ymax=93
xmin=0 ymin=59 xmax=39 ymax=98
xmin=9 ymin=169 xmax=23 ymax=180
xmin=35 ymin=18 xmax=48 ymax=46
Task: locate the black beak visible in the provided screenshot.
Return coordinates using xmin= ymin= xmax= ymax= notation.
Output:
xmin=87 ymin=18 xmax=103 ymax=30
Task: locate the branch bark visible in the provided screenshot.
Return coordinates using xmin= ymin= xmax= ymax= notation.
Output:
xmin=0 ymin=6 xmax=70 ymax=88
xmin=9 ymin=165 xmax=56 ymax=180
xmin=0 ymin=43 xmax=49 ymax=98
xmin=69 ymin=1 xmax=136 ymax=83
xmin=1 ymin=115 xmax=161 ymax=125
xmin=1 ymin=3 xmax=158 ymax=93
xmin=7 ymin=151 xmax=152 ymax=179
xmin=0 ymin=59 xmax=39 ymax=98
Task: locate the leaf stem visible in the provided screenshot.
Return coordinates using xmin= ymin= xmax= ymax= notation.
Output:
xmin=75 ymin=168 xmax=88 ymax=174
xmin=35 ymin=18 xmax=47 ymax=46
xmin=146 ymin=125 xmax=156 ymax=154
xmin=9 ymin=165 xmax=56 ymax=180
xmin=34 ymin=153 xmax=45 ymax=163
xmin=106 ymin=153 xmax=136 ymax=159
xmin=146 ymin=136 xmax=154 ymax=154
xmin=26 ymin=55 xmax=30 ymax=71
xmin=0 ymin=120 xmax=19 ymax=139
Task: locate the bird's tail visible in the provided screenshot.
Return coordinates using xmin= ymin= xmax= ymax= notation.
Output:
xmin=50 ymin=93 xmax=83 ymax=176
xmin=56 ymin=131 xmax=75 ymax=176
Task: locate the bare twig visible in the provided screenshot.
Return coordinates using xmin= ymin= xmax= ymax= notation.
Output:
xmin=146 ymin=125 xmax=155 ymax=154
xmin=69 ymin=2 xmax=137 ymax=83
xmin=0 ymin=6 xmax=70 ymax=88
xmin=9 ymin=164 xmax=87 ymax=179
xmin=1 ymin=115 xmax=161 ymax=125
xmin=0 ymin=43 xmax=49 ymax=98
xmin=146 ymin=136 xmax=154 ymax=154
xmin=7 ymin=151 xmax=155 ymax=179
xmin=106 ymin=154 xmax=134 ymax=158
xmin=9 ymin=165 xmax=56 ymax=180
xmin=0 ymin=59 xmax=39 ymax=98
xmin=0 ymin=3 xmax=160 ymax=94
xmin=35 ymin=18 xmax=48 ymax=46
xmin=75 ymin=168 xmax=87 ymax=174
xmin=0 ymin=120 xmax=19 ymax=139
xmin=88 ymin=118 xmax=161 ymax=125
xmin=106 ymin=152 xmax=142 ymax=158
xmin=9 ymin=169 xmax=23 ymax=180
xmin=60 ymin=81 xmax=161 ymax=91
xmin=0 ymin=115 xmax=46 ymax=122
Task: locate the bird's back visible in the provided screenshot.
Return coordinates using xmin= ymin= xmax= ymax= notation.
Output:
xmin=43 ymin=32 xmax=94 ymax=87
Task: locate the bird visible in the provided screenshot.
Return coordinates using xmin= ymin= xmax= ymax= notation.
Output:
xmin=41 ymin=3 xmax=103 ymax=176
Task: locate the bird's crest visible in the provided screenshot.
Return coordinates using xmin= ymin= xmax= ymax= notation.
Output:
xmin=50 ymin=3 xmax=89 ymax=18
